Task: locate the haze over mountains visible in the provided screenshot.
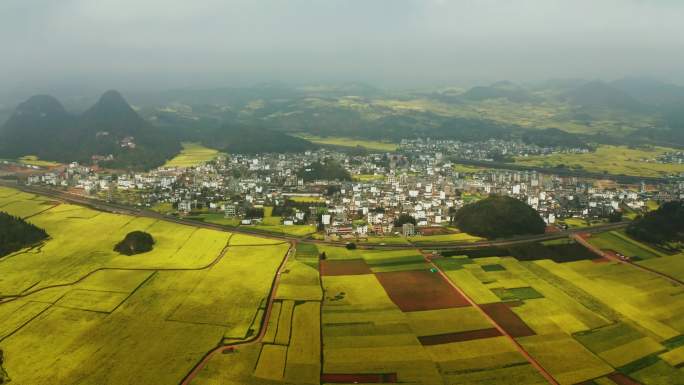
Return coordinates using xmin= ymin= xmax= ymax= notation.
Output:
xmin=1 ymin=77 xmax=683 ymax=170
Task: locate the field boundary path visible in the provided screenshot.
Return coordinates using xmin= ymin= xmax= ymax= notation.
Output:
xmin=572 ymin=233 xmax=684 ymax=286
xmin=0 ymin=236 xmax=236 ymax=304
xmin=423 ymin=253 xmax=560 ymax=385
xmin=178 ymin=241 xmax=294 ymax=385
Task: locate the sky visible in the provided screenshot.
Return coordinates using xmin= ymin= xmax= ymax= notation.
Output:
xmin=1 ymin=0 xmax=683 ymax=97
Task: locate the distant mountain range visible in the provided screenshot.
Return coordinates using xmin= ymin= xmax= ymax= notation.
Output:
xmin=2 ymin=77 xmax=684 ymax=170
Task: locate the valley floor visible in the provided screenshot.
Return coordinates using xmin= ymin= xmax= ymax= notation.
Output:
xmin=1 ymin=186 xmax=684 ymax=384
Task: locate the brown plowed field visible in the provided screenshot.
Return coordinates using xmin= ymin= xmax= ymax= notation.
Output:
xmin=375 ymin=270 xmax=470 ymax=312
xmin=320 ymin=259 xmax=372 ymax=276
xmin=607 ymin=373 xmax=642 ymax=385
xmin=480 ymin=302 xmax=535 ymax=337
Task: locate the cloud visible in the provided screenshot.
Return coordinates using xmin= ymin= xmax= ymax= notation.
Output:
xmin=0 ymin=0 xmax=682 ymax=94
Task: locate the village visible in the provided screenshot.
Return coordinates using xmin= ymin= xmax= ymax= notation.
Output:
xmin=9 ymin=139 xmax=684 ymax=240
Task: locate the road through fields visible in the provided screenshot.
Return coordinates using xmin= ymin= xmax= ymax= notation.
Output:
xmin=178 ymin=242 xmax=294 ymax=385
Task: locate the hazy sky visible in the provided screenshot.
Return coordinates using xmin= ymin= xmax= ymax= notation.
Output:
xmin=1 ymin=0 xmax=683 ymax=95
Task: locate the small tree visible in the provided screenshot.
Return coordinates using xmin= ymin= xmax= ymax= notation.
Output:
xmin=319 ymin=251 xmax=327 ymax=260
xmin=394 ymin=214 xmax=416 ymax=227
xmin=608 ymin=211 xmax=623 ymax=223
xmin=345 ymin=242 xmax=357 ymax=250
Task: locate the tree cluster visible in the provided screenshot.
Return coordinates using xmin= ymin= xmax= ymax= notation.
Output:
xmin=114 ymin=231 xmax=155 ymax=256
xmin=297 ymin=160 xmax=352 ymax=182
xmin=0 ymin=212 xmax=48 ymax=257
xmin=453 ymin=196 xmax=546 ymax=239
xmin=394 ymin=214 xmax=417 ymax=227
xmin=627 ymin=201 xmax=684 ymax=247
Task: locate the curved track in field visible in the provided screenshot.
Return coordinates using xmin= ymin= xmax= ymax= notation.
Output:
xmin=0 ymin=235 xmax=235 ymax=304
xmin=178 ymin=242 xmax=294 ymax=385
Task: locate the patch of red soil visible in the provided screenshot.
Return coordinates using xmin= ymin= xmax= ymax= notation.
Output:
xmin=375 ymin=270 xmax=470 ymax=312
xmin=545 ymin=225 xmax=561 ymax=233
xmin=320 ymin=259 xmax=372 ymax=276
xmin=418 ymin=328 xmax=502 ymax=345
xmin=607 ymin=373 xmax=642 ymax=385
xmin=419 ymin=226 xmax=449 ymax=236
xmin=321 ymin=373 xmax=398 ymax=383
xmin=480 ymin=302 xmax=535 ymax=338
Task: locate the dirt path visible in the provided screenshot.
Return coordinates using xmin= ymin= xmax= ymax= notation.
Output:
xmin=424 ymin=254 xmax=560 ymax=385
xmin=572 ymin=233 xmax=684 ymax=286
xmin=178 ymin=241 xmax=294 ymax=385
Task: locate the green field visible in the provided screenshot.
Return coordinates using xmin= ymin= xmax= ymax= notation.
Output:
xmin=515 ymin=145 xmax=684 ymax=177
xmin=286 ymin=196 xmax=326 ymax=203
xmin=587 ymin=231 xmax=664 ymax=260
xmin=163 ymin=142 xmax=219 ymax=168
xmin=17 ymin=155 xmax=61 ymax=167
xmin=295 ymin=134 xmax=399 ymax=151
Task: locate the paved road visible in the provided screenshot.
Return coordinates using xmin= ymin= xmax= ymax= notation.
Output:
xmin=1 ymin=182 xmax=628 ymax=251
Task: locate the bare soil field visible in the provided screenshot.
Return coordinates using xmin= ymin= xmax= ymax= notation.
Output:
xmin=375 ymin=270 xmax=470 ymax=312
xmin=320 ymin=259 xmax=372 ymax=276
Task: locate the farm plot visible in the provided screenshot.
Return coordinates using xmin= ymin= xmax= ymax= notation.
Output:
xmin=169 ymin=244 xmax=288 ymax=338
xmin=409 ymin=232 xmax=484 ymax=244
xmin=320 ymin=259 xmax=372 ymax=276
xmin=375 ymin=270 xmax=470 ymax=311
xmin=0 ymin=187 xmax=291 ymax=385
xmin=191 ymin=255 xmax=321 ymax=385
xmin=163 ymin=142 xmax=219 ymax=168
xmin=0 ymin=192 xmax=233 ymax=296
xmin=587 ymin=231 xmax=663 ymax=260
xmin=574 ymin=322 xmax=664 ymax=368
xmin=275 ymin=259 xmax=322 ymax=301
xmin=535 ymin=259 xmax=684 ymax=340
xmin=518 ymin=333 xmax=613 ymax=385
xmin=321 ymin=257 xmax=543 ymax=384
xmin=1 ymin=244 xmax=288 ymax=385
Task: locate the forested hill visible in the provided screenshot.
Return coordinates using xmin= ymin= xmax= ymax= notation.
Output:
xmin=453 ymin=196 xmax=547 ymax=239
xmin=627 ymin=201 xmax=684 ymax=249
xmin=0 ymin=91 xmax=181 ymax=170
xmin=298 ymin=160 xmax=352 ymax=182
xmin=0 ymin=212 xmax=49 ymax=257
xmin=200 ymin=124 xmax=315 ymax=154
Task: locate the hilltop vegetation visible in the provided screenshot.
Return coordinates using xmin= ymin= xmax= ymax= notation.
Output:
xmin=298 ymin=159 xmax=351 ymax=182
xmin=201 ymin=124 xmax=314 ymax=154
xmin=627 ymin=200 xmax=684 ymax=248
xmin=453 ymin=195 xmax=546 ymax=239
xmin=114 ymin=231 xmax=155 ymax=255
xmin=0 ymin=91 xmax=180 ymax=170
xmin=0 ymin=211 xmax=48 ymax=257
